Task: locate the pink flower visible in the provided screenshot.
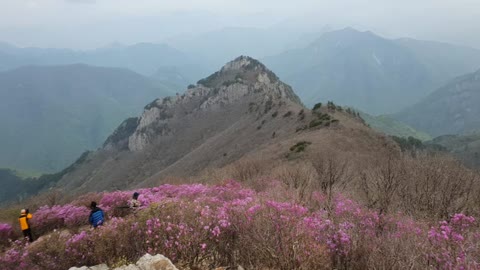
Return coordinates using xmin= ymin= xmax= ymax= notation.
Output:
xmin=211 ymin=226 xmax=221 ymax=237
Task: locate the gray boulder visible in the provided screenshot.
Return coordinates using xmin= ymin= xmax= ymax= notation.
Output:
xmin=135 ymin=254 xmax=178 ymax=270
xmin=69 ymin=264 xmax=109 ymax=270
xmin=68 ymin=254 xmax=178 ymax=270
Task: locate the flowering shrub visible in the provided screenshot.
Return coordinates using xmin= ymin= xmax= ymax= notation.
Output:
xmin=0 ymin=240 xmax=31 ymax=270
xmin=1 ymin=180 xmax=480 ymax=269
xmin=100 ymin=191 xmax=131 ymax=211
xmin=427 ymin=213 xmax=479 ymax=269
xmin=31 ymin=204 xmax=90 ymax=235
xmin=0 ymin=223 xmax=15 ymax=250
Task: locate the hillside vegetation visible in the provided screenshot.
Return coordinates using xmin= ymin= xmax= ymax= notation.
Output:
xmin=429 ymin=133 xmax=480 ymax=169
xmin=1 ymin=166 xmax=479 ymax=270
xmin=395 ymin=69 xmax=480 ymax=137
xmin=360 ymin=112 xmax=432 ymax=141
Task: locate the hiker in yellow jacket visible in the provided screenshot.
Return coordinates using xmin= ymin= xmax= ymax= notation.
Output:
xmin=19 ymin=209 xmax=34 ymax=242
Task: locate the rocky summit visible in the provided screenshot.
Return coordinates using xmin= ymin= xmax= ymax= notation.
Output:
xmin=68 ymin=254 xmax=178 ymax=270
xmin=125 ymin=56 xmax=301 ymax=152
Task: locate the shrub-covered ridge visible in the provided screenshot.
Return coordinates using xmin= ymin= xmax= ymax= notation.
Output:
xmin=1 ymin=180 xmax=479 ymax=269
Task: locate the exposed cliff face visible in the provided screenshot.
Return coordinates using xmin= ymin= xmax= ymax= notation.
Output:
xmin=122 ymin=56 xmax=302 ymax=151
xmin=103 ymin=117 xmax=140 ymax=150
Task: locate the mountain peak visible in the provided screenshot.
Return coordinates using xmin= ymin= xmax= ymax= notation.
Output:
xmin=117 ymin=56 xmax=302 ymax=151
xmin=197 ymin=56 xmax=279 ymax=88
xmin=220 ymin=56 xmax=266 ymax=72
xmin=329 ymin=27 xmax=375 ymax=37
xmin=310 ymin=27 xmax=384 ymax=48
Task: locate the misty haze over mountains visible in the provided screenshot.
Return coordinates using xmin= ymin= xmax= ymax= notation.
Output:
xmin=3 ymin=27 xmax=480 ymax=113
xmin=1 ymin=26 xmax=480 ymax=175
xmin=264 ymin=28 xmax=480 ymax=114
xmin=3 ymin=1 xmax=480 ymax=49
xmin=395 ymin=69 xmax=480 ymax=136
xmin=0 ymin=64 xmax=175 ymax=172
xmin=0 ymin=41 xmax=205 ymax=81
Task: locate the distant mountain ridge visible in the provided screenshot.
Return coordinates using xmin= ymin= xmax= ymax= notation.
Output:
xmin=0 ymin=42 xmax=204 ymax=86
xmin=263 ymin=28 xmax=480 ymax=114
xmin=0 ymin=64 xmax=173 ymax=172
xmin=4 ymin=28 xmax=480 ymax=116
xmin=395 ymin=38 xmax=480 ymax=84
xmin=394 ymin=69 xmax=480 ymax=136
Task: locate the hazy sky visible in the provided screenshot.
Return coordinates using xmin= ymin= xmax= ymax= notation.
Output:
xmin=1 ymin=0 xmax=480 ymax=49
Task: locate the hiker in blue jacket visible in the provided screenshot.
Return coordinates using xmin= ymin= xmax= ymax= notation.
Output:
xmin=89 ymin=201 xmax=104 ymax=228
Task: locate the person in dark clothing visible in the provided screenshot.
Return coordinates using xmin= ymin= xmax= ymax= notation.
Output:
xmin=19 ymin=209 xmax=34 ymax=242
xmin=89 ymin=202 xmax=105 ymax=228
xmin=128 ymin=192 xmax=141 ymax=209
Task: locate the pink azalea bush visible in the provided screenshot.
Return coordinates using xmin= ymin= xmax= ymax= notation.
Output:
xmin=31 ymin=204 xmax=90 ymax=235
xmin=1 ymin=180 xmax=480 ymax=269
xmin=427 ymin=213 xmax=480 ymax=269
xmin=0 ymin=223 xmax=15 ymax=249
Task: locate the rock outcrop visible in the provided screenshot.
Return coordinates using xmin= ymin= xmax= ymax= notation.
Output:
xmin=126 ymin=56 xmax=301 ymax=151
xmin=69 ymin=254 xmax=178 ymax=270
